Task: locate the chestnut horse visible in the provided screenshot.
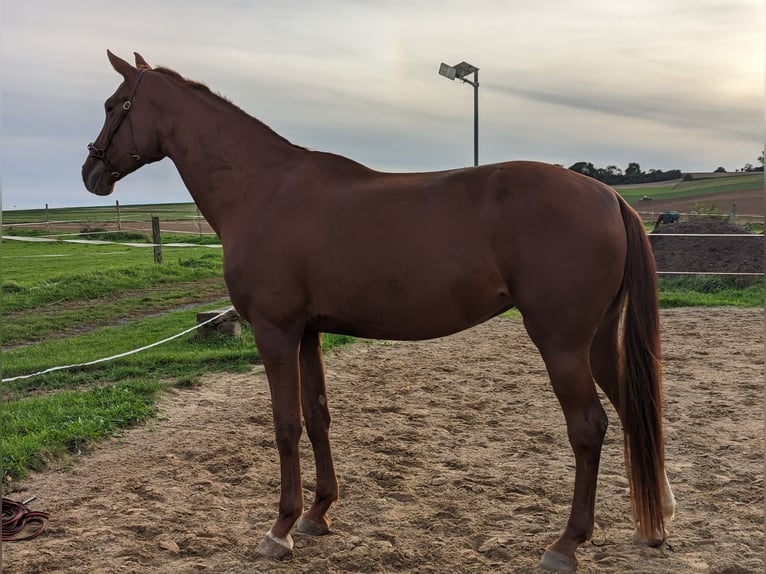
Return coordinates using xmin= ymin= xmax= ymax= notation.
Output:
xmin=82 ymin=51 xmax=675 ymax=572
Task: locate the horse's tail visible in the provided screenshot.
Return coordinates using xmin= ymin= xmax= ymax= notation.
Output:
xmin=616 ymin=195 xmax=666 ymax=541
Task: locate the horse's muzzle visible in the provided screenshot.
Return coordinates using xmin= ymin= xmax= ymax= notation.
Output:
xmin=82 ymin=159 xmax=116 ymax=196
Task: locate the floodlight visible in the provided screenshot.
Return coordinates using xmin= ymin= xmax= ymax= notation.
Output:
xmin=437 ymin=60 xmax=480 ymax=166
xmin=439 ymin=63 xmax=457 ymax=81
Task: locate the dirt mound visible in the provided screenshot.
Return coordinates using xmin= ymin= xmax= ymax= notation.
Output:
xmin=650 ymin=219 xmax=763 ymax=275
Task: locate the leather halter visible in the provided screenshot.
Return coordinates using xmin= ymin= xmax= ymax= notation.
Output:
xmin=87 ymin=69 xmax=147 ymax=180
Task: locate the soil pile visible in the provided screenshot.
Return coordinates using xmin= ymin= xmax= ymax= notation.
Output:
xmin=650 ymin=219 xmax=763 ymax=275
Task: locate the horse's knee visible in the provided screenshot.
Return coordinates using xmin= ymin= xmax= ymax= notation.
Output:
xmin=304 ymin=411 xmax=331 ymax=443
xmin=274 ymin=420 xmax=302 ymax=456
xmin=566 ymin=403 xmax=608 ymax=454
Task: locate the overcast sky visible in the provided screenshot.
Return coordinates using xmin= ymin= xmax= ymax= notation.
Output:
xmin=1 ymin=0 xmax=763 ymax=210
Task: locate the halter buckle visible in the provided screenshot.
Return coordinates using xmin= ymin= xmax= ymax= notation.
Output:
xmin=123 ymin=101 xmax=132 ymax=110
xmin=87 ymin=143 xmax=105 ymax=159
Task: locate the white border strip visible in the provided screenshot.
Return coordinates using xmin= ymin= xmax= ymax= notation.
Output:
xmin=650 ymin=233 xmax=762 ymax=237
xmin=657 ymin=271 xmax=764 ymax=276
xmin=2 ymin=307 xmax=236 ymax=384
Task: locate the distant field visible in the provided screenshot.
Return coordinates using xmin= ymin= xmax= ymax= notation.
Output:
xmin=617 ymin=173 xmax=764 ymax=216
xmin=616 ymin=172 xmax=762 ymax=203
xmin=618 ymin=173 xmax=763 ymax=222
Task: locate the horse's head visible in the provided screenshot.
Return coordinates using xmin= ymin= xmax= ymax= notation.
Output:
xmin=82 ymin=51 xmax=164 ymax=196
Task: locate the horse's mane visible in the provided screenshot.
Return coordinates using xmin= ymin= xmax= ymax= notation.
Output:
xmin=155 ymin=67 xmax=229 ymax=100
xmin=153 ymin=66 xmax=306 ymax=151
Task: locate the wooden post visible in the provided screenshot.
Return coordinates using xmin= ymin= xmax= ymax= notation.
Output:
xmin=45 ymin=203 xmax=50 ymax=232
xmin=116 ymin=200 xmax=122 ymax=231
xmin=196 ymin=207 xmax=202 ymax=237
xmin=151 ymin=216 xmax=163 ymax=264
xmin=729 ymin=203 xmax=737 ymax=225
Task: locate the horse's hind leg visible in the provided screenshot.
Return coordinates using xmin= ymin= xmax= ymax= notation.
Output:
xmin=296 ymin=330 xmax=339 ymax=535
xmin=521 ymin=312 xmax=607 ymax=573
xmin=590 ymin=307 xmax=676 ymax=534
xmin=540 ymin=348 xmax=608 ymax=571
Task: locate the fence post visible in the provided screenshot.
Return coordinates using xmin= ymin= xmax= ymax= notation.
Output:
xmin=729 ymin=203 xmax=737 ymax=225
xmin=116 ymin=200 xmax=122 ymax=231
xmin=196 ymin=207 xmax=202 ymax=238
xmin=151 ymin=216 xmax=163 ymax=264
xmin=45 ymin=203 xmax=50 ymax=232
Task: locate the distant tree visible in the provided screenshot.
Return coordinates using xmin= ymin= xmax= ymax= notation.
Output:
xmin=568 ymin=162 xmax=597 ymax=177
xmin=621 ymin=162 xmax=641 ymax=184
xmin=625 ymin=162 xmax=642 ymax=176
xmin=743 ymin=162 xmax=754 ymax=172
xmin=714 ymin=166 xmax=727 ymax=173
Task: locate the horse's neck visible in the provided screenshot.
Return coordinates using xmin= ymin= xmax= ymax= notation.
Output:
xmin=156 ymin=92 xmax=303 ymax=237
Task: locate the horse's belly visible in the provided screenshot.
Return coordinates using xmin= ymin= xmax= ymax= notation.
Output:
xmin=308 ymin=274 xmax=513 ymax=341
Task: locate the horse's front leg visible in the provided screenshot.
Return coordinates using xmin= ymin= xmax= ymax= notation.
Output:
xmin=253 ymin=324 xmax=304 ymax=559
xmin=296 ymin=330 xmax=339 ymax=535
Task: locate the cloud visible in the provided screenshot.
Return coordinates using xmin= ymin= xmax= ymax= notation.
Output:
xmin=486 ymin=82 xmax=761 ymax=142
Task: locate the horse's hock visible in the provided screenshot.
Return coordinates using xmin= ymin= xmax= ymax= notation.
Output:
xmin=196 ymin=308 xmax=242 ymax=337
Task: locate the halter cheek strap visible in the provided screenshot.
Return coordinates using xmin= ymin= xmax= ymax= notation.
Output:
xmin=87 ymin=68 xmax=147 ymax=180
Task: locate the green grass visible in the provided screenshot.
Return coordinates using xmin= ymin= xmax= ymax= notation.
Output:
xmin=2 ymin=240 xmax=223 ymax=313
xmin=616 ymin=173 xmax=762 ymax=203
xmin=2 ymin=281 xmax=228 ymax=346
xmin=2 ymin=381 xmax=159 ymax=480
xmin=659 ymin=275 xmax=763 ymax=307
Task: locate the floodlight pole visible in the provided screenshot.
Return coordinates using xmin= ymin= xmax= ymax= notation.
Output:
xmin=467 ymin=70 xmax=479 ymax=167
xmin=438 ymin=61 xmax=479 ymax=167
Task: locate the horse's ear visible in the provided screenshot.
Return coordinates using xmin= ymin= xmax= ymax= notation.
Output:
xmin=134 ymin=52 xmax=152 ymax=70
xmin=107 ymin=50 xmax=137 ymax=79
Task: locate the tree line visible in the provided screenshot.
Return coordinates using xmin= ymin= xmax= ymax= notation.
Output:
xmin=568 ymin=162 xmax=681 ymax=185
xmin=569 ymin=151 xmax=764 ymax=185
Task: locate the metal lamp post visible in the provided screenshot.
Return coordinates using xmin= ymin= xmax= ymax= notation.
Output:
xmin=438 ymin=61 xmax=479 ymax=167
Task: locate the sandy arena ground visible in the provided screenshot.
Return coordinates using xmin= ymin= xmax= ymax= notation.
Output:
xmin=3 ymin=307 xmax=763 ymax=573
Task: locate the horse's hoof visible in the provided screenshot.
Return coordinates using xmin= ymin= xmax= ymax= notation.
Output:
xmin=632 ymin=528 xmax=665 ymax=547
xmin=296 ymin=516 xmax=330 ymax=536
xmin=538 ymin=549 xmax=578 ymax=572
xmin=255 ymin=530 xmax=294 ymax=559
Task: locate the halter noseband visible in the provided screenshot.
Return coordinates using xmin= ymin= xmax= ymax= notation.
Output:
xmin=87 ymin=69 xmax=147 ymax=180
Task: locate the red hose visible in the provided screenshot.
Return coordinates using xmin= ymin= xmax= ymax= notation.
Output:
xmin=2 ymin=497 xmax=50 ymax=541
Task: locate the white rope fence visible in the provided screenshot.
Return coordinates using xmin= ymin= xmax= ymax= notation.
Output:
xmin=2 ymin=307 xmax=235 ymax=384
xmin=1 ymin=235 xmax=221 ymax=248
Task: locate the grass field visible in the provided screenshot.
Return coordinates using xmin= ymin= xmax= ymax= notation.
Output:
xmin=1 ymin=192 xmax=763 ymax=484
xmin=2 ymin=202 xmax=201 ymax=225
xmin=615 ymin=172 xmax=762 ymax=202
